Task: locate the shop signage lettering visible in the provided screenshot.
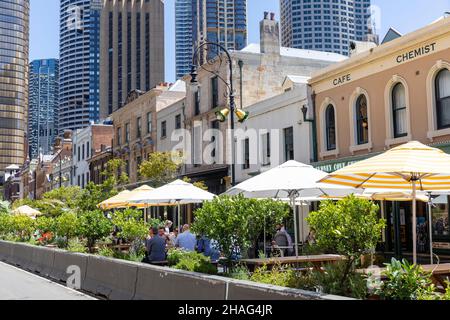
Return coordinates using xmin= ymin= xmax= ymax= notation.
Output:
xmin=396 ymin=42 xmax=437 ymax=64
xmin=315 ymin=160 xmax=360 ymax=173
xmin=333 ymin=74 xmax=351 ymax=86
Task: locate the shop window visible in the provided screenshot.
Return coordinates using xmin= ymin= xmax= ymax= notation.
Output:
xmin=243 ymin=138 xmax=250 ymax=170
xmin=392 ymin=83 xmax=408 ymax=138
xmin=435 ymin=69 xmax=450 ymax=130
xmin=355 ymin=95 xmax=369 ymax=145
xmin=432 ymin=195 xmax=450 ymax=241
xmin=325 ymin=104 xmax=336 ymax=150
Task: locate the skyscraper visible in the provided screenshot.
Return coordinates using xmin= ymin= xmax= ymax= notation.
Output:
xmin=59 ymin=0 xmax=101 ymax=133
xmin=29 ymin=59 xmax=59 ymax=159
xmin=99 ymin=0 xmax=165 ymax=119
xmin=280 ymin=0 xmax=372 ymax=56
xmin=175 ymin=0 xmax=247 ymax=80
xmin=0 ymin=0 xmax=29 ymax=181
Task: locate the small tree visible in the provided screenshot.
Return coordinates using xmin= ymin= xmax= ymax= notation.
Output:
xmin=182 ymin=176 xmax=208 ymax=191
xmin=0 ymin=212 xmax=12 ymax=239
xmin=306 ymin=195 xmax=386 ymax=288
xmin=35 ymin=216 xmax=56 ymax=234
xmin=54 ymin=212 xmax=79 ymax=247
xmin=9 ymin=215 xmax=36 ymax=242
xmin=43 ymin=186 xmax=83 ymax=209
xmin=192 ymin=195 xmax=290 ymax=262
xmin=139 ymin=151 xmax=182 ymax=187
xmin=78 ymin=210 xmax=113 ymax=252
xmin=112 ymin=208 xmax=148 ymax=252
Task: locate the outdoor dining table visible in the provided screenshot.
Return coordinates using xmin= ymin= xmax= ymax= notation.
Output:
xmin=240 ymin=254 xmax=346 ymax=272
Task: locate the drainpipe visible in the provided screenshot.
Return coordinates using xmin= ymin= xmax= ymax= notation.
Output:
xmin=302 ymin=87 xmax=318 ymax=163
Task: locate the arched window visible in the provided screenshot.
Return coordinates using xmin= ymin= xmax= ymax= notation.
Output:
xmin=356 ymin=95 xmax=369 ymax=145
xmin=325 ymin=104 xmax=336 ymax=151
xmin=436 ymin=69 xmax=450 ymax=129
xmin=392 ymin=83 xmax=407 ymax=138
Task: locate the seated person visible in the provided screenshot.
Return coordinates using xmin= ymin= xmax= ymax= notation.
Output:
xmin=145 ymin=227 xmax=167 ymax=263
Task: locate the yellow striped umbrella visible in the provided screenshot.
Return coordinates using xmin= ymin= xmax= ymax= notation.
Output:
xmin=319 ymin=141 xmax=450 ymax=264
xmin=97 ymin=190 xmax=132 ymax=210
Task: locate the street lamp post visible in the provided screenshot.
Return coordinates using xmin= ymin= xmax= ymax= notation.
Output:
xmin=190 ymin=42 xmax=248 ymax=187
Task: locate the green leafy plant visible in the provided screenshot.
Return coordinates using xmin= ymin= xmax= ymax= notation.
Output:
xmin=54 ymin=212 xmax=79 ymax=248
xmin=9 ymin=215 xmax=36 ymax=242
xmin=35 ymin=216 xmax=55 ymax=234
xmin=312 ymin=261 xmax=368 ymax=299
xmin=227 ymin=264 xmax=251 ymax=280
xmin=376 ymin=258 xmax=435 ymax=300
xmin=97 ymin=246 xmax=115 ymax=257
xmin=192 ymin=195 xmax=289 ymax=262
xmin=112 ymin=208 xmax=148 ymax=243
xmin=78 ymin=210 xmax=113 ymax=252
xmin=139 ymin=151 xmax=182 ymax=186
xmin=306 ymin=195 xmax=386 ymax=289
xmin=0 ymin=212 xmax=12 ymax=239
xmin=167 ymin=248 xmax=216 ymax=275
xmin=250 ymin=264 xmax=300 ymax=288
xmin=67 ymin=238 xmax=87 ymax=253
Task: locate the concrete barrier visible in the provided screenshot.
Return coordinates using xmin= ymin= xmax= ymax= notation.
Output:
xmin=9 ymin=242 xmax=35 ymax=271
xmin=0 ymin=241 xmax=351 ymax=300
xmin=83 ymin=255 xmax=138 ymax=300
xmin=134 ymin=263 xmax=227 ymax=300
xmin=0 ymin=241 xmax=13 ymax=262
xmin=50 ymin=250 xmax=88 ymax=284
xmin=31 ymin=246 xmax=55 ymax=277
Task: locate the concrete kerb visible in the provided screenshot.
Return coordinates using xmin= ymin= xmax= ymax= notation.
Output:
xmin=133 ymin=262 xmax=228 ymax=300
xmin=9 ymin=242 xmax=35 ymax=271
xmin=83 ymin=255 xmax=139 ymax=300
xmin=0 ymin=240 xmax=13 ymax=262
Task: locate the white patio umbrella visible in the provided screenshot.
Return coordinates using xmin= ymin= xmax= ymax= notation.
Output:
xmin=128 ymin=179 xmax=215 ymax=227
xmin=226 ymin=161 xmax=361 ymax=256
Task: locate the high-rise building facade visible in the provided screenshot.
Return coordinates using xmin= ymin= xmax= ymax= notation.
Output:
xmin=175 ymin=0 xmax=247 ymax=79
xmin=29 ymin=59 xmax=59 ymax=159
xmin=280 ymin=0 xmax=372 ymax=56
xmin=59 ymin=0 xmax=101 ymax=133
xmin=0 ymin=0 xmax=29 ymax=181
xmin=100 ymin=0 xmax=165 ymax=119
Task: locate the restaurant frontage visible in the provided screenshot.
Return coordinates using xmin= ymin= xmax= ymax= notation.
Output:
xmin=309 ymin=16 xmax=450 ymax=260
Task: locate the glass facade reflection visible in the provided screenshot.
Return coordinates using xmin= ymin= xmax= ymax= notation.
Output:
xmin=0 ymin=0 xmax=29 ymax=181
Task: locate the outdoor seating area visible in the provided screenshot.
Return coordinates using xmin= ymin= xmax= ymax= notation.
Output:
xmin=1 ymin=141 xmax=450 ymax=300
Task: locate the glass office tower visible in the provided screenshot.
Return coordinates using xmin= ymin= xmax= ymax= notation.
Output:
xmin=175 ymin=0 xmax=247 ymax=79
xmin=59 ymin=0 xmax=101 ymax=132
xmin=280 ymin=0 xmax=372 ymax=56
xmin=0 ymin=0 xmax=29 ymax=182
xmin=29 ymin=59 xmax=59 ymax=159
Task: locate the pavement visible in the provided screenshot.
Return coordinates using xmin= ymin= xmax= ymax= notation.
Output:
xmin=0 ymin=261 xmax=96 ymax=300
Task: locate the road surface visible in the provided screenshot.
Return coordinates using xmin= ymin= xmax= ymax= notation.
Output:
xmin=0 ymin=262 xmax=95 ymax=300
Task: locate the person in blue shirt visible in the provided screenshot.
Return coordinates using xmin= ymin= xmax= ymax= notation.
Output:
xmin=175 ymin=224 xmax=197 ymax=251
xmin=197 ymin=235 xmax=220 ymax=262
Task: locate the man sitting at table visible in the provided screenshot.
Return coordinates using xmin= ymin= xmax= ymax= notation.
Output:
xmin=273 ymin=224 xmax=294 ymax=257
xmin=145 ymin=227 xmax=167 ymax=263
xmin=175 ymin=224 xmax=197 ymax=251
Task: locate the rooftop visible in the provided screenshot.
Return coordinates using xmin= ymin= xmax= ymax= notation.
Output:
xmin=239 ymin=43 xmax=348 ymax=63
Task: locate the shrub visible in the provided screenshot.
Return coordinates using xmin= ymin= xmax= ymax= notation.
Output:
xmin=0 ymin=213 xmax=12 ymax=238
xmin=54 ymin=212 xmax=79 ymax=248
xmin=35 ymin=216 xmax=55 ymax=234
xmin=98 ymin=246 xmax=115 ymax=258
xmin=312 ymin=261 xmax=368 ymax=299
xmin=9 ymin=215 xmax=36 ymax=242
xmin=167 ymin=248 xmax=217 ymax=275
xmin=227 ymin=264 xmax=251 ymax=280
xmin=67 ymin=238 xmax=87 ymax=253
xmin=250 ymin=264 xmax=299 ymax=288
xmin=111 ymin=208 xmax=148 ymax=244
xmin=376 ymin=258 xmax=435 ymax=300
xmin=78 ymin=210 xmax=113 ymax=252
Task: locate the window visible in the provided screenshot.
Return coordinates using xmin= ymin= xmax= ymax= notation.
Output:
xmin=161 ymin=121 xmax=167 ymax=138
xmin=125 ymin=123 xmax=130 ymax=143
xmin=356 ymin=95 xmax=369 ymax=145
xmin=116 ymin=128 xmax=122 ymax=146
xmin=284 ymin=127 xmax=294 ymax=161
xmin=175 ymin=114 xmax=181 ymax=130
xmin=147 ymin=112 xmax=152 ymax=134
xmin=325 ymin=104 xmax=336 ymax=150
xmin=431 ymin=195 xmax=450 ymax=241
xmin=436 ymin=69 xmax=450 ymax=129
xmin=86 ymin=172 xmax=89 ymax=184
xmin=77 ymin=146 xmax=81 ymax=162
xmin=137 ymin=117 xmax=142 ymax=138
xmin=82 ymin=144 xmax=85 ymax=160
xmin=262 ymin=132 xmax=271 ymax=166
xmin=243 ymin=138 xmax=250 ymax=169
xmin=392 ymin=83 xmax=407 ymax=138
xmin=211 ymin=120 xmax=219 ymax=159
xmin=211 ymin=76 xmax=219 ymax=109
xmin=86 ymin=142 xmax=90 ymax=159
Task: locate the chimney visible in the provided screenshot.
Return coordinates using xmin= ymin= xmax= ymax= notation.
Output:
xmin=260 ymin=12 xmax=280 ymax=55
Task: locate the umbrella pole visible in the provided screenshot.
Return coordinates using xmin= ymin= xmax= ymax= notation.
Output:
xmin=300 ymin=202 xmax=304 ymax=254
xmin=291 ymin=195 xmax=299 ymax=257
xmin=178 ymin=202 xmax=181 ymax=229
xmin=428 ymin=197 xmax=434 ymax=265
xmin=381 ymin=201 xmax=386 ymax=243
xmin=412 ymin=180 xmax=417 ymax=265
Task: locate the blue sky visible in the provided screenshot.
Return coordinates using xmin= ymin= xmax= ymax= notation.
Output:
xmin=30 ymin=0 xmax=450 ymax=83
